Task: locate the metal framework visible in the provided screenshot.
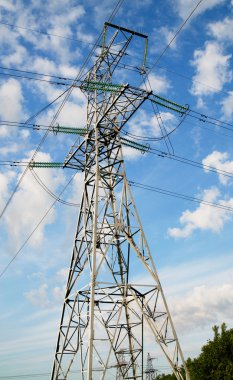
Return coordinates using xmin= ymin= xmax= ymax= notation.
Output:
xmin=145 ymin=353 xmax=157 ymax=380
xmin=51 ymin=23 xmax=190 ymax=380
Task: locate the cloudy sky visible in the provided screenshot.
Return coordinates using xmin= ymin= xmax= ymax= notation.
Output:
xmin=1 ymin=0 xmax=233 ymax=378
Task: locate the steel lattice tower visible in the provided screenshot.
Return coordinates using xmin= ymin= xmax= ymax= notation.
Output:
xmin=116 ymin=349 xmax=128 ymax=380
xmin=145 ymin=353 xmax=157 ymax=380
xmin=51 ymin=23 xmax=190 ymax=380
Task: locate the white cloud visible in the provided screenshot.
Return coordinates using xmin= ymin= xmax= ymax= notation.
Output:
xmin=30 ymin=57 xmax=57 ymax=75
xmin=2 ymin=44 xmax=27 ymax=66
xmin=122 ymin=145 xmax=144 ymax=161
xmin=2 ymin=151 xmax=65 ymax=248
xmin=202 ymin=150 xmax=233 ymax=185
xmin=168 ymin=187 xmax=233 ymax=238
xmin=0 ymin=78 xmax=24 ymax=121
xmin=160 ymin=254 xmax=233 ymax=297
xmin=0 ymin=125 xmax=9 ymax=137
xmin=0 ymin=126 xmax=29 ymax=141
xmin=0 ymin=142 xmax=21 ymax=155
xmin=221 ymin=91 xmax=233 ymax=120
xmin=26 ymin=283 xmax=65 ymax=309
xmin=25 ymin=268 xmax=67 ymax=309
xmin=58 ymin=64 xmax=80 ymax=79
xmin=144 ymin=73 xmax=170 ymax=94
xmin=208 ymin=17 xmax=233 ymax=43
xmin=92 ymin=0 xmax=121 ymax=27
xmin=56 ymin=267 xmax=69 ymax=282
xmin=49 ymin=4 xmax=85 ymax=30
xmin=171 ymin=283 xmax=233 ymax=330
xmin=52 ymin=285 xmax=66 ymax=302
xmin=66 ymin=172 xmax=84 ymax=205
xmin=56 ymin=99 xmax=87 ymax=126
xmin=176 ymin=0 xmax=226 ymax=20
xmin=158 ymin=26 xmax=177 ymax=50
xmin=20 ymin=129 xmax=30 ymax=140
xmin=0 ymin=170 xmax=16 ymax=211
xmin=3 ymin=2 xmax=84 ymax=65
xmin=0 ymin=0 xmax=15 ymax=11
xmin=190 ymin=42 xmax=232 ymax=97
xmin=128 ymin=109 xmax=177 ymax=140
xmin=76 ymin=24 xmax=94 ymax=44
xmin=25 ymin=283 xmax=50 ymax=308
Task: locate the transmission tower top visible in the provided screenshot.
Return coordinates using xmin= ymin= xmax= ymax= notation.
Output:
xmin=102 ymin=21 xmax=148 ymax=70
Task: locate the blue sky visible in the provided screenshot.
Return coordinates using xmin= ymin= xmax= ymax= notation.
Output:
xmin=1 ymin=0 xmax=233 ymax=378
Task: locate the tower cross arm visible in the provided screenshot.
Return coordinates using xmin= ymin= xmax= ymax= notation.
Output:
xmin=63 ymin=85 xmax=151 ymax=170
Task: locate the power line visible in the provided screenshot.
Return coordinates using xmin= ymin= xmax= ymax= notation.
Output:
xmin=0 ymin=374 xmax=49 ymax=379
xmin=156 ymin=64 xmax=233 ymax=99
xmin=129 ymin=181 xmax=233 ymax=212
xmin=0 ymin=64 xmax=141 ymax=86
xmin=0 ymin=71 xmax=70 ymax=86
xmin=2 ymin=100 xmax=233 ymax=141
xmin=2 ymin=66 xmax=233 ymax=136
xmin=148 ymin=147 xmax=233 ymax=180
xmin=137 ymin=1 xmax=204 ymax=147
xmin=0 ymin=81 xmax=77 ymax=222
xmin=0 ymin=364 xmax=172 ymax=379
xmin=0 ymin=65 xmax=80 ymax=87
xmin=0 ymin=62 xmax=141 ymax=81
xmin=194 ymin=122 xmax=233 ymax=140
xmin=122 ymin=105 xmax=233 ymax=141
xmin=0 ymin=65 xmax=73 ymax=80
xmin=1 ymin=139 xmax=233 ymax=181
xmin=0 ymin=0 xmax=125 ymax=279
xmin=0 ymin=0 xmax=124 ymax=223
xmin=30 ymin=169 xmax=80 ymax=207
xmin=2 ymin=66 xmax=233 ymax=134
xmin=16 ymin=160 xmax=233 ymax=212
xmin=0 ymin=120 xmax=55 ymax=131
xmin=0 ymin=21 xmax=95 ymax=45
xmin=0 ymin=0 xmax=124 ymax=46
xmin=0 ymin=174 xmax=76 ymax=280
xmin=136 ymin=0 xmax=204 ymax=157
xmin=2 ymin=115 xmax=233 ymax=142
xmin=0 ymin=98 xmax=71 ymax=222
xmin=145 ymin=0 xmax=204 ymax=77
xmin=146 ymin=75 xmax=175 ymax=154
xmin=0 ymin=73 xmax=70 ymax=86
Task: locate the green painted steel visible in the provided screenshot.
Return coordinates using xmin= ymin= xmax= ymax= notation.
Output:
xmin=29 ymin=162 xmax=63 ymax=168
xmin=120 ymin=137 xmax=149 ymax=152
xmin=53 ymin=126 xmax=87 ymax=135
xmin=150 ymin=98 xmax=186 ymax=114
xmin=143 ymin=37 xmax=148 ymax=68
xmin=51 ymin=126 xmax=149 ymax=153
xmin=153 ymin=94 xmax=188 ymax=110
xmin=29 ymin=138 xmax=149 ymax=170
xmin=81 ymin=80 xmax=124 ymax=93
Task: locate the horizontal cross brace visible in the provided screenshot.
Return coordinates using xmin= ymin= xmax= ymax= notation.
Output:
xmin=79 ymin=80 xmax=187 ymax=114
xmin=29 ymin=139 xmax=148 ymax=169
xmin=105 ymin=22 xmax=148 ymax=39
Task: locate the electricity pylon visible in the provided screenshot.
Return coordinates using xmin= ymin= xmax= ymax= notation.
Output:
xmin=51 ymin=22 xmax=190 ymax=380
xmin=145 ymin=353 xmax=157 ymax=379
xmin=116 ymin=349 xmax=128 ymax=380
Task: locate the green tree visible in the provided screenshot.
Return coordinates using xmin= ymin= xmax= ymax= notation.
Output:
xmin=157 ymin=324 xmax=233 ymax=380
xmin=187 ymin=323 xmax=233 ymax=379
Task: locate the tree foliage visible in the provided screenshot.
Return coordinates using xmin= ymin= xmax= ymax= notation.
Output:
xmin=157 ymin=324 xmax=233 ymax=380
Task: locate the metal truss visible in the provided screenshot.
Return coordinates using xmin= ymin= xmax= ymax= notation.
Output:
xmin=145 ymin=353 xmax=157 ymax=380
xmin=51 ymin=23 xmax=190 ymax=380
